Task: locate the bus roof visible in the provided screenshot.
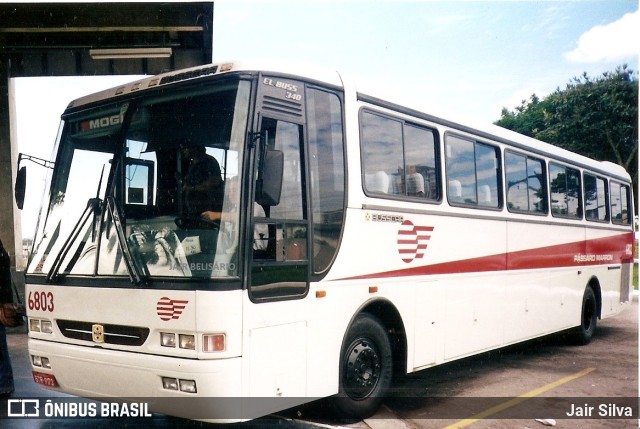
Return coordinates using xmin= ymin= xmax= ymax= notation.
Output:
xmin=65 ymin=59 xmax=630 ymax=182
xmin=65 ymin=59 xmax=344 ymax=111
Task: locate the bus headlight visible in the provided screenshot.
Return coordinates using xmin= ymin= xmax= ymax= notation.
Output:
xmin=29 ymin=318 xmax=41 ymax=332
xmin=160 ymin=332 xmax=176 ymax=347
xmin=29 ymin=318 xmax=53 ymax=334
xmin=161 ymin=332 xmax=196 ymax=350
xmin=179 ymin=334 xmax=195 ymax=350
xmin=41 ymin=320 xmax=53 ymax=334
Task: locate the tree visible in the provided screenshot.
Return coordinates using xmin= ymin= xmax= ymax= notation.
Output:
xmin=497 ymin=94 xmax=546 ymax=138
xmin=495 ymin=66 xmax=638 ymax=207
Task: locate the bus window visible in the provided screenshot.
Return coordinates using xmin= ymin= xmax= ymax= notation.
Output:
xmin=404 ymin=124 xmax=439 ymax=200
xmin=505 ymin=151 xmax=546 ymax=214
xmin=361 ymin=111 xmax=403 ymax=196
xmin=611 ymin=181 xmax=631 ymax=225
xmin=445 ymin=135 xmax=501 ymax=208
xmin=251 ymin=116 xmax=308 ymax=300
xmin=550 ymin=163 xmax=582 ymax=219
xmin=264 ymin=119 xmax=305 ymax=221
xmin=360 ymin=111 xmax=440 ymax=201
xmin=307 ymin=88 xmax=345 ymax=274
xmin=33 ymin=81 xmax=251 ymax=282
xmin=584 ymin=173 xmax=609 ymax=222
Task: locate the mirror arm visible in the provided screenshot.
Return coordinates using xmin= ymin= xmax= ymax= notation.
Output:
xmin=15 ymin=153 xmax=56 ymax=210
xmin=17 ymin=152 xmax=55 ymax=170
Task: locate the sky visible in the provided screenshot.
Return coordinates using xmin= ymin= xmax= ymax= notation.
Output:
xmin=13 ymin=0 xmax=640 ymax=239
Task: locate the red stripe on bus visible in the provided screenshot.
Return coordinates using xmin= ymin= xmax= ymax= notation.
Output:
xmin=341 ymin=232 xmax=633 ymax=280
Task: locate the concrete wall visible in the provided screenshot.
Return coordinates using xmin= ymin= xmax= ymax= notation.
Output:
xmin=0 ymin=59 xmax=24 ymax=273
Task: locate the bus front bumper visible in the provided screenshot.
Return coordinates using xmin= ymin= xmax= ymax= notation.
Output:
xmin=28 ymin=338 xmax=254 ymax=422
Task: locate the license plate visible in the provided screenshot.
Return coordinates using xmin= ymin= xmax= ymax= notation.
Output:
xmin=32 ymin=371 xmax=58 ymax=388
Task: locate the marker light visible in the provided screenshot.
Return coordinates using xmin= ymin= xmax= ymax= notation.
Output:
xmin=202 ymin=334 xmax=225 ymax=352
xmin=220 ymin=63 xmax=234 ymax=72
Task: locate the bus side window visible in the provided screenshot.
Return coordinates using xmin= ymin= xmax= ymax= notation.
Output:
xmin=404 ymin=124 xmax=439 ymax=200
xmin=361 ymin=111 xmax=403 ymax=197
xmin=584 ymin=173 xmax=609 ymax=222
xmin=550 ymin=163 xmax=582 ymax=219
xmin=307 ymin=87 xmax=345 ymax=275
xmin=505 ymin=151 xmax=546 ymax=214
xmin=611 ymin=181 xmax=631 ymax=225
xmin=445 ymin=135 xmax=501 ymax=208
xmin=360 ymin=111 xmax=440 ymax=201
xmin=251 ymin=116 xmax=308 ymax=300
xmin=253 ymin=117 xmax=306 ymax=260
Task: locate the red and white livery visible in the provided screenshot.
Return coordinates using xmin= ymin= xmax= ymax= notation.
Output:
xmin=24 ymin=60 xmax=634 ymax=422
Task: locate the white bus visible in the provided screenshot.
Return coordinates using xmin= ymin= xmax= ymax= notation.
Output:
xmin=22 ymin=60 xmax=635 ymax=422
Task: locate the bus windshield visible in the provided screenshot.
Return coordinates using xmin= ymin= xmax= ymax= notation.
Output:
xmin=28 ymin=79 xmax=251 ymax=283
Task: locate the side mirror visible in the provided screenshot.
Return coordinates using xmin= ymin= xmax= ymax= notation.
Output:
xmin=256 ymin=149 xmax=284 ymax=206
xmin=15 ymin=166 xmax=26 ymax=210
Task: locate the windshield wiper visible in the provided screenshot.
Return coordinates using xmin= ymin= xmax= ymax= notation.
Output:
xmin=46 ymin=198 xmax=101 ymax=282
xmin=105 ymin=196 xmax=147 ymax=286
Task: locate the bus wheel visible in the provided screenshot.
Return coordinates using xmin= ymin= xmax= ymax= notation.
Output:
xmin=572 ymin=286 xmax=597 ymax=345
xmin=333 ymin=313 xmax=392 ymax=419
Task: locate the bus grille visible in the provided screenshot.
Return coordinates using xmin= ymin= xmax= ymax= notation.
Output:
xmin=57 ymin=320 xmax=150 ymax=346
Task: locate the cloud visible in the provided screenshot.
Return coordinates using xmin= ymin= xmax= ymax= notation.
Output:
xmin=497 ymin=88 xmax=540 ymax=111
xmin=564 ymin=10 xmax=640 ymax=63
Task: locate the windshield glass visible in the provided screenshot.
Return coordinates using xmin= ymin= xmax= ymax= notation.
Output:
xmin=28 ymin=79 xmax=250 ymax=282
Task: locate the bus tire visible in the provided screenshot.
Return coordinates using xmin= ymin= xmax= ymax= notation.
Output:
xmin=333 ymin=313 xmax=392 ymax=419
xmin=571 ymin=286 xmax=597 ymax=345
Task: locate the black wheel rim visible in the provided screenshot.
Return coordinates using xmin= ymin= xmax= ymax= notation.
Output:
xmin=343 ymin=338 xmax=381 ymax=400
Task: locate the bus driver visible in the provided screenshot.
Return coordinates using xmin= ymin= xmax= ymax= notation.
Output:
xmin=182 ymin=145 xmax=224 ymax=219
